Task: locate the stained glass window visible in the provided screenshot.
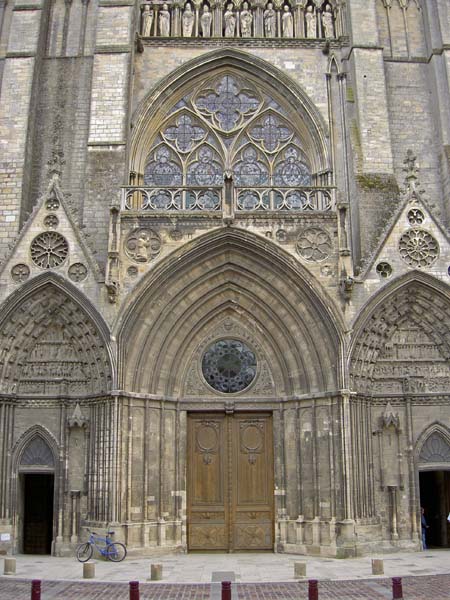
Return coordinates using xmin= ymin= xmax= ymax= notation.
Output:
xmin=143 ymin=72 xmax=313 ymax=194
xmin=202 ymin=339 xmax=257 ymax=393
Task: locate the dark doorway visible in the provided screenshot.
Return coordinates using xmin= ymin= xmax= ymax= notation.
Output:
xmin=419 ymin=470 xmax=450 ymax=548
xmin=23 ymin=474 xmax=54 ymax=554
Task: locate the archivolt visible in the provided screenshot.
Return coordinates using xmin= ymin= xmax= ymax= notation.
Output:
xmin=349 ymin=272 xmax=450 ymax=392
xmin=0 ymin=273 xmax=114 ymax=395
xmin=116 ymin=228 xmax=343 ymax=396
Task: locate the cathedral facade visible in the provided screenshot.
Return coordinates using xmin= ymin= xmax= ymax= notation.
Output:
xmin=0 ymin=0 xmax=450 ymax=557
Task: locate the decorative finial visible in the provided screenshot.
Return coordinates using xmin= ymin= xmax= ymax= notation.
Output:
xmin=47 ymin=149 xmax=65 ymax=179
xmin=403 ymin=149 xmax=419 ymax=191
xmin=382 ymin=402 xmax=400 ymax=430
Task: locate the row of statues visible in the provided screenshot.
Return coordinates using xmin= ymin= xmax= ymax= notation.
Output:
xmin=141 ymin=2 xmax=335 ymax=39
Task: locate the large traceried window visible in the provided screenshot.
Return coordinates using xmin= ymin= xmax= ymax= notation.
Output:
xmin=127 ymin=72 xmax=333 ymax=212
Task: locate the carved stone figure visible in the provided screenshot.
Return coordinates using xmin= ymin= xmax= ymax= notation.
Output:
xmin=182 ymin=3 xmax=195 ymax=37
xmin=159 ymin=3 xmax=171 ymax=36
xmin=305 ymin=5 xmax=316 ymax=38
xmin=322 ymin=4 xmax=333 ymax=38
xmin=141 ymin=4 xmax=154 ymax=37
xmin=201 ymin=5 xmax=212 ymax=37
xmin=264 ymin=2 xmax=276 ymax=37
xmin=240 ymin=2 xmax=253 ymax=37
xmin=224 ymin=3 xmax=236 ymax=37
xmin=282 ymin=5 xmax=293 ymax=38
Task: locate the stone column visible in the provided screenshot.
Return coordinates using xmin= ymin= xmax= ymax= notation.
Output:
xmin=70 ymin=490 xmax=81 ymax=544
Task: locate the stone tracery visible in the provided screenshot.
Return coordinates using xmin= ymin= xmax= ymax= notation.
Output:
xmin=140 ymin=72 xmax=321 ymax=206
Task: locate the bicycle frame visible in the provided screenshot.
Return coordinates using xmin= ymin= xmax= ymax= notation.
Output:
xmin=87 ymin=530 xmax=115 ymax=557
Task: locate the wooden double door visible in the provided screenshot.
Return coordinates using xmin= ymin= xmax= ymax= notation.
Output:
xmin=187 ymin=412 xmax=274 ymax=551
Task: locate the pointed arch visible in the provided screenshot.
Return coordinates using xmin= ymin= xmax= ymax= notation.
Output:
xmin=130 ymin=49 xmax=331 ymax=180
xmin=115 ymin=227 xmax=344 ymax=396
xmin=0 ymin=273 xmax=115 ymax=395
xmin=12 ymin=424 xmax=59 ymax=472
xmin=349 ymin=272 xmax=450 ymax=393
xmin=416 ymin=423 xmax=450 ymax=470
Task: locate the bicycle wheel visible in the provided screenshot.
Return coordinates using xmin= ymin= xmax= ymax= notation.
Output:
xmin=106 ymin=542 xmax=127 ymax=562
xmin=76 ymin=542 xmax=93 ymax=562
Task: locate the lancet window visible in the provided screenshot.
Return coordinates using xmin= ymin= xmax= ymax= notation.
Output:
xmin=129 ymin=73 xmax=333 ymax=212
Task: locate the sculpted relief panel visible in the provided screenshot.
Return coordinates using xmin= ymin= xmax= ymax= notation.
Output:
xmin=371 ymin=325 xmax=450 ymax=394
xmin=0 ymin=286 xmax=111 ymax=396
xmin=140 ymin=0 xmax=342 ymax=40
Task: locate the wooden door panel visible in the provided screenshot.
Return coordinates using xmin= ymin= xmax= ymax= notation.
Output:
xmin=188 ymin=415 xmax=228 ymax=550
xmin=187 ymin=413 xmax=273 ymax=551
xmin=232 ymin=415 xmax=274 ymax=550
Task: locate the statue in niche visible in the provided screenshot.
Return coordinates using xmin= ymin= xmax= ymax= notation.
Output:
xmin=182 ymin=3 xmax=195 ymax=36
xmin=141 ymin=4 xmax=154 ymax=36
xmin=264 ymin=2 xmax=276 ymax=37
xmin=159 ymin=3 xmax=171 ymax=36
xmin=224 ymin=3 xmax=236 ymax=37
xmin=201 ymin=5 xmax=212 ymax=37
xmin=282 ymin=5 xmax=293 ymax=37
xmin=322 ymin=4 xmax=333 ymax=38
xmin=305 ymin=5 xmax=316 ymax=38
xmin=240 ymin=2 xmax=253 ymax=37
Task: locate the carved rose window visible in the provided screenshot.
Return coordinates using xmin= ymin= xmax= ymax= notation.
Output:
xmin=399 ymin=228 xmax=439 ymax=268
xmin=30 ymin=232 xmax=69 ymax=269
xmin=202 ymin=339 xmax=257 ymax=393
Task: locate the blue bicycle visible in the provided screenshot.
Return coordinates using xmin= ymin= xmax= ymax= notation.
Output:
xmin=76 ymin=529 xmax=127 ymax=562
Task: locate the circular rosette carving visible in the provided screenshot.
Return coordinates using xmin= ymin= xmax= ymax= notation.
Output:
xmin=45 ymin=195 xmax=60 ymax=211
xmin=376 ymin=262 xmax=392 ymax=279
xmin=407 ymin=208 xmax=424 ymax=226
xmin=30 ymin=232 xmax=69 ymax=269
xmin=125 ymin=229 xmax=161 ymax=263
xmin=296 ymin=227 xmax=332 ymax=262
xmin=202 ymin=339 xmax=257 ymax=393
xmin=399 ymin=228 xmax=438 ymax=268
xmin=44 ymin=214 xmax=59 ymax=229
xmin=11 ymin=264 xmax=30 ymax=283
xmin=68 ymin=262 xmax=88 ymax=282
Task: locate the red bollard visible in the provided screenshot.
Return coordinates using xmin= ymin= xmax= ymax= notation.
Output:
xmin=31 ymin=580 xmax=41 ymax=600
xmin=392 ymin=577 xmax=403 ymax=599
xmin=308 ymin=579 xmax=319 ymax=600
xmin=129 ymin=580 xmax=140 ymax=600
xmin=221 ymin=580 xmax=231 ymax=600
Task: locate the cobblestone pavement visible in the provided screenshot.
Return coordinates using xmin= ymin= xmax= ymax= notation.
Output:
xmin=1 ymin=575 xmax=450 ymax=599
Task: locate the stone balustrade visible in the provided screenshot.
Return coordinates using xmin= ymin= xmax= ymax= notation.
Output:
xmin=121 ymin=185 xmax=335 ymax=212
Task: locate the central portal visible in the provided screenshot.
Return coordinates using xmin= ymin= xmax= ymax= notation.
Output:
xmin=187 ymin=412 xmax=274 ymax=551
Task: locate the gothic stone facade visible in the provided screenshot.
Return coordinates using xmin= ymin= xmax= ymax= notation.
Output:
xmin=0 ymin=0 xmax=450 ymax=557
